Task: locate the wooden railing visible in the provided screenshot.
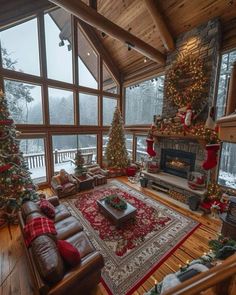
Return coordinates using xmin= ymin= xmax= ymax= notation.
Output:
xmin=162 ymin=254 xmax=236 ymax=295
xmin=23 ymin=147 xmax=97 ymax=170
xmin=23 ymin=146 xmax=145 ymax=170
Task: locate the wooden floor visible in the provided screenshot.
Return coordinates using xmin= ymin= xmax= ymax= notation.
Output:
xmin=0 ymin=177 xmax=221 ymax=295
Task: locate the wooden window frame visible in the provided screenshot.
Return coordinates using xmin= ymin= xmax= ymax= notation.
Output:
xmin=0 ymin=9 xmax=121 ymax=187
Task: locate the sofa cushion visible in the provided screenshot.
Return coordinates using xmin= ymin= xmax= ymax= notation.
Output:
xmin=54 ymin=204 xmax=71 ymax=222
xmin=26 ymin=212 xmax=46 ymax=223
xmin=57 ymin=240 xmax=81 ymax=267
xmin=31 ymin=235 xmax=64 ymax=284
xmin=62 ymin=182 xmax=75 ymax=190
xmin=55 ymin=216 xmax=83 ymax=240
xmin=21 ymin=201 xmax=40 ymax=220
xmin=39 ymin=199 xmax=56 ymax=219
xmin=66 ymin=231 xmax=95 ymax=259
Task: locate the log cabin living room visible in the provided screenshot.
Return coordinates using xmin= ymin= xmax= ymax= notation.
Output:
xmin=1 ymin=0 xmax=236 ymax=294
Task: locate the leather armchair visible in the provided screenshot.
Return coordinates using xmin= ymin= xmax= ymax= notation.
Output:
xmin=87 ymin=165 xmax=108 ymax=186
xmin=51 ymin=169 xmax=77 ymax=198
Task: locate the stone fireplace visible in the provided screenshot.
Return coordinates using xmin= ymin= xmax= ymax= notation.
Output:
xmin=160 ymin=148 xmax=196 ymax=179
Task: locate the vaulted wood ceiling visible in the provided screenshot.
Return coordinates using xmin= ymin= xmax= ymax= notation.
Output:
xmin=1 ymin=0 xmax=236 ymax=80
xmin=81 ymin=0 xmax=236 ymax=77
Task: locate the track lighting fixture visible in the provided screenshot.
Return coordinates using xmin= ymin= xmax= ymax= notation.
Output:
xmin=125 ymin=41 xmax=135 ymax=51
xmin=59 ymin=39 xmax=65 ymax=47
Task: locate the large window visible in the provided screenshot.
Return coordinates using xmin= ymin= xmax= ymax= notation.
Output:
xmin=125 ymin=76 xmax=164 ymax=125
xmin=4 ymin=79 xmax=43 ymax=124
xmin=52 ymin=134 xmax=97 ymax=173
xmin=44 ymin=10 xmax=73 ymax=83
xmin=77 ymin=26 xmax=98 ymax=89
xmin=20 ymin=138 xmax=47 ymax=184
xmin=103 ymin=97 xmax=117 ymax=125
xmin=79 ymin=93 xmax=98 ymax=125
xmin=125 ymin=134 xmax=133 ymax=160
xmin=218 ymin=142 xmax=236 ymax=189
xmin=48 ymin=87 xmax=74 ymax=125
xmin=216 ymin=49 xmax=236 ymax=190
xmin=0 ymin=8 xmax=120 ymax=185
xmin=216 ymin=50 xmax=236 ymax=119
xmin=135 ymin=136 xmax=147 ymax=162
xmin=0 ymin=18 xmax=40 ymax=76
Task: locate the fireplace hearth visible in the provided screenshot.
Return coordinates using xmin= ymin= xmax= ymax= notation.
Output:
xmin=161 ymin=149 xmax=196 ymax=178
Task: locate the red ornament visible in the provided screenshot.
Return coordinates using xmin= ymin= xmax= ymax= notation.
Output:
xmin=0 ymin=164 xmax=12 ymax=173
xmin=0 ymin=119 xmax=14 ymax=125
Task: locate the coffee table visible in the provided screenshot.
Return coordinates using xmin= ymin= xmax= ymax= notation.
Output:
xmin=97 ymin=196 xmax=137 ymax=228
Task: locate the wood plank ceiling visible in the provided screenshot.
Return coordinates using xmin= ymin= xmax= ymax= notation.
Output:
xmin=1 ymin=0 xmax=236 ymax=78
xmin=82 ymin=0 xmax=236 ymax=77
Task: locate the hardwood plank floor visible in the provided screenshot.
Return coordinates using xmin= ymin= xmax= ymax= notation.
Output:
xmin=0 ymin=177 xmax=221 ymax=295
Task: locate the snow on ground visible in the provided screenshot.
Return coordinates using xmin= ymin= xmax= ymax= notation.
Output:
xmin=218 ymin=170 xmax=236 ymax=189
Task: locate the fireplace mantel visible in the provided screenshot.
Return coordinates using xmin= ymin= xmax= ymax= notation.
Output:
xmin=152 ymin=131 xmax=206 ymax=146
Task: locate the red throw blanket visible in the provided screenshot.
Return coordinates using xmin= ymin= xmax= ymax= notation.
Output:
xmin=24 ymin=217 xmax=57 ymax=247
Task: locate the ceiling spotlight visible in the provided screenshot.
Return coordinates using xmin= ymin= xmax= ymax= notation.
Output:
xmin=67 ymin=44 xmax=72 ymax=51
xmin=59 ymin=39 xmax=65 ymax=47
xmin=126 ymin=41 xmax=135 ymax=51
xmin=101 ymin=32 xmax=106 ymax=38
xmin=87 ymin=52 xmax=91 ymax=56
xmin=144 ymin=57 xmax=147 ymax=63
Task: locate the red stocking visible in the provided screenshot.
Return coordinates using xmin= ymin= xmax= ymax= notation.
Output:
xmin=202 ymin=144 xmax=220 ymax=170
xmin=146 ymin=138 xmax=156 ymax=157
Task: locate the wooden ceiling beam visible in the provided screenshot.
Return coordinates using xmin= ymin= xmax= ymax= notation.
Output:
xmin=144 ymin=0 xmax=175 ymax=52
xmin=49 ymin=0 xmax=166 ymax=65
xmin=78 ymin=20 xmax=121 ymax=84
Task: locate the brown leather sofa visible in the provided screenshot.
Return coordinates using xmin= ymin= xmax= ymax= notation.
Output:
xmin=18 ymin=196 xmax=104 ymax=295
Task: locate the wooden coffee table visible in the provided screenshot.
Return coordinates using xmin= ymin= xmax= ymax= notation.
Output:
xmin=97 ymin=196 xmax=137 ymax=228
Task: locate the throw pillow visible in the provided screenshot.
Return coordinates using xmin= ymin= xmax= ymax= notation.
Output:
xmin=60 ymin=174 xmax=69 ymax=185
xmin=39 ymin=199 xmax=55 ymax=219
xmin=57 ymin=240 xmax=81 ymax=267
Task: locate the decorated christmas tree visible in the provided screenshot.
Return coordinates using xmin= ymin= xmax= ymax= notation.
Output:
xmin=74 ymin=149 xmax=87 ymax=176
xmin=105 ymin=107 xmax=129 ymax=169
xmin=0 ymin=90 xmax=38 ymax=227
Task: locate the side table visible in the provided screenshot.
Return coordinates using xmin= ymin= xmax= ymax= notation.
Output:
xmin=220 ymin=213 xmax=236 ymax=240
xmin=73 ymin=174 xmax=94 ymax=192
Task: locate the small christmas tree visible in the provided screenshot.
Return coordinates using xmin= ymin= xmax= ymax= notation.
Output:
xmin=74 ymin=150 xmax=87 ymax=176
xmin=105 ymin=107 xmax=129 ymax=169
xmin=0 ymin=90 xmax=38 ymax=227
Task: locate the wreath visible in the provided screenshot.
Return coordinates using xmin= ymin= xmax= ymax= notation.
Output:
xmin=166 ymin=56 xmax=208 ymax=111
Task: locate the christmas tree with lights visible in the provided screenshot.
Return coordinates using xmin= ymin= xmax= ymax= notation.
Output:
xmin=74 ymin=149 xmax=87 ymax=176
xmin=0 ymin=90 xmax=38 ymax=227
xmin=105 ymin=107 xmax=129 ymax=169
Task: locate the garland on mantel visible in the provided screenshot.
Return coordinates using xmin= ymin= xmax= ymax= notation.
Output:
xmin=165 ymin=55 xmax=208 ymax=111
xmin=151 ymin=121 xmax=220 ymax=144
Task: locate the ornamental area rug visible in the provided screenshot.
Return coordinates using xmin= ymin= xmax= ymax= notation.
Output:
xmin=63 ymin=180 xmax=200 ymax=295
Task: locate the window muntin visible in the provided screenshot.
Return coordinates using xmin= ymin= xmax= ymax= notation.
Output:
xmin=125 ymin=134 xmax=133 ymax=160
xmin=44 ymin=10 xmax=73 ymax=83
xmin=125 ymin=76 xmax=164 ymax=125
xmin=216 ymin=50 xmax=236 ymax=119
xmin=103 ymin=97 xmax=117 ymax=126
xmin=79 ymin=93 xmax=98 ymax=125
xmin=48 ymin=87 xmax=74 ymax=125
xmin=4 ymin=79 xmax=43 ymax=124
xmin=0 ymin=18 xmax=40 ymax=76
xmin=20 ymin=138 xmax=47 ymax=184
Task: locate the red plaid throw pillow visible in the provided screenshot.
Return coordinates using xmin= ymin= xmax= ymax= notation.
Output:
xmin=57 ymin=240 xmax=81 ymax=267
xmin=39 ymin=199 xmax=55 ymax=218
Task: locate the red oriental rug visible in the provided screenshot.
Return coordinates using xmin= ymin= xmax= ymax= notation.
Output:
xmin=64 ymin=180 xmax=200 ymax=295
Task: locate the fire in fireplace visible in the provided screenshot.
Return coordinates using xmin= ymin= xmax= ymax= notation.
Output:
xmin=161 ymin=149 xmax=196 ymax=178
